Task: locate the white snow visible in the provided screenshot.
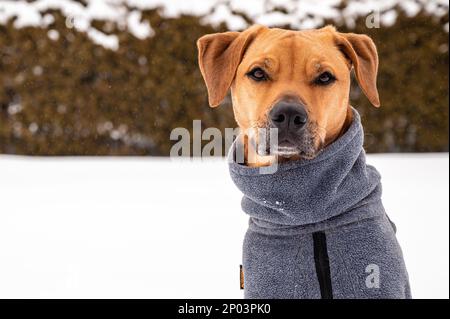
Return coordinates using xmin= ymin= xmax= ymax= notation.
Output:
xmin=0 ymin=0 xmax=153 ymax=49
xmin=127 ymin=10 xmax=153 ymax=39
xmin=86 ymin=27 xmax=119 ymax=51
xmin=0 ymin=0 xmax=448 ymax=50
xmin=0 ymin=153 xmax=448 ymax=298
xmin=47 ymin=29 xmax=59 ymax=41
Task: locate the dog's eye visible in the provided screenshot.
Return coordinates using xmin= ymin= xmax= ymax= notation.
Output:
xmin=247 ymin=68 xmax=268 ymax=81
xmin=315 ymin=72 xmax=336 ymax=86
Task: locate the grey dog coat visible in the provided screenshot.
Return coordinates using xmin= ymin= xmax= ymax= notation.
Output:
xmin=228 ymin=109 xmax=411 ymax=299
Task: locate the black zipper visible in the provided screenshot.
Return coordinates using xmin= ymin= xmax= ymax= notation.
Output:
xmin=313 ymin=231 xmax=333 ymax=299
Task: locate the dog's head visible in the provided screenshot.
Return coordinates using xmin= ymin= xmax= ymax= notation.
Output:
xmin=197 ymin=25 xmax=379 ymax=164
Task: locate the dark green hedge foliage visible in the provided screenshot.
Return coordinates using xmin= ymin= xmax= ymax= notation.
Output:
xmin=0 ymin=8 xmax=448 ymax=155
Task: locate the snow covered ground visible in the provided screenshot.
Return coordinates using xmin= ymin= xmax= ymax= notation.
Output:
xmin=0 ymin=154 xmax=448 ymax=299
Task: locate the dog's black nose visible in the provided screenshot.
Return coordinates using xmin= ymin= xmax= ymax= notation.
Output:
xmin=269 ymin=101 xmax=308 ymax=132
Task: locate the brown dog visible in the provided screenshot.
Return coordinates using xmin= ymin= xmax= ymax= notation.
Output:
xmin=197 ymin=25 xmax=379 ymax=166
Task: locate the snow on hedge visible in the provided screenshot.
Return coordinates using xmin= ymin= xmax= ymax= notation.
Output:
xmin=0 ymin=0 xmax=448 ymax=50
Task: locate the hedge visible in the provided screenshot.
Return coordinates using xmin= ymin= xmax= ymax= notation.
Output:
xmin=0 ymin=7 xmax=448 ymax=155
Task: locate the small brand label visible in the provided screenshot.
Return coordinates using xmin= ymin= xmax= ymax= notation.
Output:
xmin=240 ymin=265 xmax=244 ymax=290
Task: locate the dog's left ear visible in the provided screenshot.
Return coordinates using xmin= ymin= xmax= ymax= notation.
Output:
xmin=335 ymin=32 xmax=380 ymax=107
xmin=197 ymin=25 xmax=266 ymax=107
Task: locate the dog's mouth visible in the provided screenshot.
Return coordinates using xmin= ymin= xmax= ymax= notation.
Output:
xmin=270 ymin=143 xmax=318 ymax=159
xmin=272 ymin=142 xmax=300 ymax=156
xmin=269 ymin=140 xmax=300 ymax=157
xmin=255 ymin=128 xmax=322 ymax=159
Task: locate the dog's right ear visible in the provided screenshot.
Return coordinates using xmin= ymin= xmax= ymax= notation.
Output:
xmin=197 ymin=25 xmax=265 ymax=107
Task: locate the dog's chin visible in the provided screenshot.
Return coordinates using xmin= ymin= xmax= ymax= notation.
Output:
xmin=277 ymin=148 xmax=319 ymax=160
xmin=257 ymin=142 xmax=319 ymax=160
xmin=272 ymin=146 xmax=300 ymax=157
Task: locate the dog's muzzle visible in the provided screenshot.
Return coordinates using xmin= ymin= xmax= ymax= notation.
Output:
xmin=264 ymin=99 xmax=316 ymax=157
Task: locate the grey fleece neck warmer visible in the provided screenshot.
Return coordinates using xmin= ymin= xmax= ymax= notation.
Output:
xmin=229 ymin=109 xmax=411 ymax=299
